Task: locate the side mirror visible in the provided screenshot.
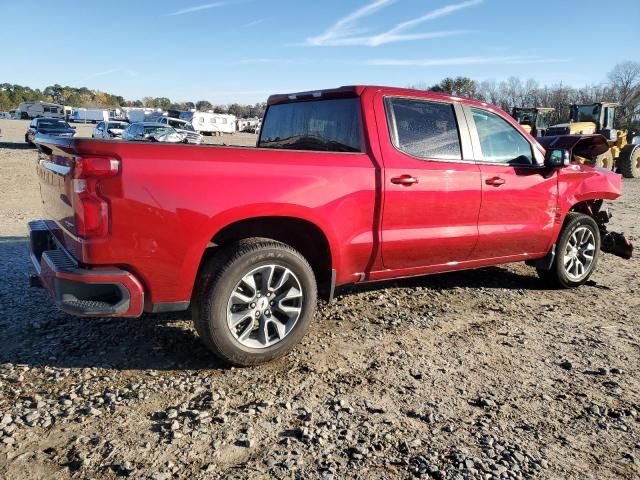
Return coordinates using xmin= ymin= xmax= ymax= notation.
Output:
xmin=544 ymin=148 xmax=571 ymax=168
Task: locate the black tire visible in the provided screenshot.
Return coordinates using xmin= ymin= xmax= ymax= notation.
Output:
xmin=537 ymin=213 xmax=600 ymax=288
xmin=192 ymin=238 xmax=317 ymax=366
xmin=618 ymin=144 xmax=640 ymax=178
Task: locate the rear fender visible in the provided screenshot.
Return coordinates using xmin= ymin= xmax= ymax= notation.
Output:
xmin=179 ymin=204 xmax=341 ymax=301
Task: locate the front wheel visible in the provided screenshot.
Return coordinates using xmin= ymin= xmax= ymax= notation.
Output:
xmin=594 ymin=149 xmax=614 ymax=170
xmin=192 ymin=239 xmax=317 ymax=366
xmin=618 ymin=144 xmax=640 ymax=178
xmin=537 ymin=213 xmax=600 ymax=288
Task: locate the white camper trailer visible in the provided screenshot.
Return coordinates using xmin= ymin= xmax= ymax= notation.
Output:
xmin=179 ymin=111 xmax=237 ymax=135
xmin=14 ymin=102 xmax=65 ymax=119
xmin=237 ymin=117 xmax=261 ymax=132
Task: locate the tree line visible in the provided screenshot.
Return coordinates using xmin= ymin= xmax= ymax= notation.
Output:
xmin=0 ymin=84 xmax=266 ymax=118
xmin=417 ymin=61 xmax=640 ymax=128
xmin=2 ymin=60 xmax=639 ymax=124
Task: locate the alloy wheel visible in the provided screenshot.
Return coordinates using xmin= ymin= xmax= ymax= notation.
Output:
xmin=226 ymin=264 xmax=303 ymax=349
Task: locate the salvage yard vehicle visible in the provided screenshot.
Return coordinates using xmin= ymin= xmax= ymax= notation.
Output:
xmin=28 ymin=85 xmax=633 ymax=366
xmin=70 ymin=108 xmax=109 ymax=124
xmin=511 ymin=107 xmax=554 ymax=137
xmin=92 ymin=121 xmax=130 ymax=139
xmin=155 ymin=117 xmax=203 ymax=144
xmin=120 ymin=122 xmax=185 ymax=143
xmin=25 ymin=117 xmax=75 ymax=144
xmin=546 ymin=102 xmax=640 ymax=177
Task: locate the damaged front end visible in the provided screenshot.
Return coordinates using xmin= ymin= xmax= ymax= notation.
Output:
xmin=582 ymin=200 xmax=633 ymax=260
xmin=538 ymin=134 xmax=634 ymax=260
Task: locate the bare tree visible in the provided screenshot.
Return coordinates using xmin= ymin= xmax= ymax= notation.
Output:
xmin=608 ymin=61 xmax=640 ymax=125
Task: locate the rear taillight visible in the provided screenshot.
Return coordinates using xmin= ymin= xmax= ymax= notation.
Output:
xmin=72 ymin=157 xmax=120 ymax=239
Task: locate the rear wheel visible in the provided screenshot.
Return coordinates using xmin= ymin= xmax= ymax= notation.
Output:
xmin=192 ymin=239 xmax=317 ymax=366
xmin=618 ymin=145 xmax=640 ymax=178
xmin=537 ymin=213 xmax=600 ymax=288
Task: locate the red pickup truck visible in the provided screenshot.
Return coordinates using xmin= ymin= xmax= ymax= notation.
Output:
xmin=30 ymin=86 xmax=633 ymax=366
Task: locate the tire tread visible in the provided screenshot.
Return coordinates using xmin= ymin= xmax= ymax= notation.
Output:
xmin=192 ymin=238 xmax=317 ymax=366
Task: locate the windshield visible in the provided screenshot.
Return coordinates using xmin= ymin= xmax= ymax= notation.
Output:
xmin=108 ymin=122 xmax=128 ymax=130
xmin=168 ymin=119 xmax=194 ymax=131
xmin=259 ymin=97 xmax=362 ymax=152
xmin=38 ymin=119 xmax=70 ymax=129
xmin=513 ymin=110 xmax=534 ymax=125
xmin=144 ymin=125 xmax=174 ymax=136
xmin=572 ymin=104 xmax=600 ymax=123
xmin=536 ymin=111 xmax=553 ymax=129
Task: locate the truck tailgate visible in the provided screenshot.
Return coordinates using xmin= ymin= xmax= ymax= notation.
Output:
xmin=36 ymin=140 xmax=77 ymax=235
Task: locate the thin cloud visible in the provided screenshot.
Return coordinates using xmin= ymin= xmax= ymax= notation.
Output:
xmin=232 ymin=58 xmax=312 ymax=66
xmin=305 ymin=0 xmax=481 ymax=47
xmin=166 ymin=1 xmax=238 ymax=16
xmin=366 ymin=55 xmax=570 ymax=67
xmin=242 ymin=18 xmax=269 ymax=28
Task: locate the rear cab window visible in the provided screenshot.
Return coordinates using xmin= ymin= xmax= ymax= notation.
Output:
xmin=258 ymin=97 xmax=363 ymax=153
xmin=385 ymin=98 xmax=462 ymax=161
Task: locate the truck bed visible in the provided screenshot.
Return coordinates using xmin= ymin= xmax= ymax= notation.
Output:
xmin=35 ymin=135 xmax=378 ymax=310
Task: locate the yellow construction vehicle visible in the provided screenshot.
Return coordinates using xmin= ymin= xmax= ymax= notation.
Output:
xmin=546 ymin=102 xmax=640 ymax=177
xmin=511 ymin=107 xmax=555 ymax=137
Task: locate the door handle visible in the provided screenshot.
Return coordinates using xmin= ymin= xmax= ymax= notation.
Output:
xmin=391 ymin=175 xmax=418 ymax=186
xmin=485 ymin=176 xmax=506 ymax=186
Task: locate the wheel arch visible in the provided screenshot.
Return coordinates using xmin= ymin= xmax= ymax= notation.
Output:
xmin=195 ymin=214 xmax=336 ymax=301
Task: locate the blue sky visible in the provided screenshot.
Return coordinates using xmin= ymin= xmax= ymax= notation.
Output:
xmin=1 ymin=0 xmax=638 ymax=104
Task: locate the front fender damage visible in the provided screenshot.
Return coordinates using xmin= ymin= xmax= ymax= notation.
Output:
xmin=574 ymin=199 xmax=633 ymax=260
xmin=553 ymin=154 xmax=633 ymax=260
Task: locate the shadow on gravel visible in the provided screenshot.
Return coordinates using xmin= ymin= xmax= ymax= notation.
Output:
xmin=0 ymin=234 xmax=545 ymax=372
xmin=0 ymin=236 xmax=229 ymax=372
xmin=0 ymin=141 xmax=34 ymax=150
xmin=339 ymin=265 xmax=546 ymax=296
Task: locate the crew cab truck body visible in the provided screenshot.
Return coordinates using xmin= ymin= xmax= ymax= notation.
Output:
xmin=30 ymin=86 xmax=632 ymax=366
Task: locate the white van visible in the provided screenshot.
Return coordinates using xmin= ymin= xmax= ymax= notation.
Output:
xmin=70 ymin=109 xmax=109 ymax=123
xmin=179 ymin=111 xmax=237 ymax=136
xmin=124 ymin=108 xmax=163 ymax=123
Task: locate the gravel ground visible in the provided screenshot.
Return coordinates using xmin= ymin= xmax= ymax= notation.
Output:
xmin=0 ymin=118 xmax=639 ymax=479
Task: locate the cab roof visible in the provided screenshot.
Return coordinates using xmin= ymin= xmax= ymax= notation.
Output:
xmin=266 ymin=85 xmax=491 ymax=109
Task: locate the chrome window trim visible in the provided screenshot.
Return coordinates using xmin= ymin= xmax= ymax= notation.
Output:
xmin=383 ymin=95 xmax=475 ymax=165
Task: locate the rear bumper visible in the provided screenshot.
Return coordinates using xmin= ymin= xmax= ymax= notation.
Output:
xmin=28 ymin=220 xmax=145 ymax=317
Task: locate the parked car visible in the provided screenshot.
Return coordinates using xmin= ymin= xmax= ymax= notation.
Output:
xmin=92 ymin=121 xmax=130 ymax=139
xmin=29 ymin=85 xmax=634 ymax=367
xmin=156 ymin=117 xmax=203 ymax=144
xmin=25 ymin=117 xmax=75 ymax=144
xmin=121 ymin=122 xmax=186 ymax=143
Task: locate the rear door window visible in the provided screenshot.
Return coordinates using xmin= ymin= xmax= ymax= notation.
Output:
xmin=259 ymin=97 xmax=363 ymax=152
xmin=385 ymin=98 xmax=462 ymax=161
